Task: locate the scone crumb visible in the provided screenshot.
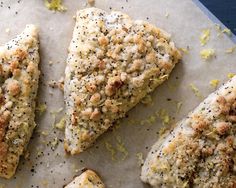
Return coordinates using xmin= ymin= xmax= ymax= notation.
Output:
xmin=5 ymin=28 xmax=10 ymax=34
xmin=87 ymin=0 xmax=95 ymax=6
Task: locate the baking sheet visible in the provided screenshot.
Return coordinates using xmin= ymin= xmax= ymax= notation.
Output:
xmin=0 ymin=0 xmax=236 ymax=187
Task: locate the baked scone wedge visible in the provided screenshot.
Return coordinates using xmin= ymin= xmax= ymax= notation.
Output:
xmin=0 ymin=25 xmax=40 ymax=179
xmin=64 ymin=170 xmax=105 ymax=188
xmin=64 ymin=7 xmax=181 ymax=154
xmin=141 ymin=77 xmax=236 ymax=187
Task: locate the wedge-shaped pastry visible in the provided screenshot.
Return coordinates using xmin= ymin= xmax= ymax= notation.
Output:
xmin=65 ymin=170 xmax=105 ymax=188
xmin=64 ymin=8 xmax=181 ymax=154
xmin=0 ymin=25 xmax=40 ymax=179
xmin=141 ymin=77 xmax=236 ymax=187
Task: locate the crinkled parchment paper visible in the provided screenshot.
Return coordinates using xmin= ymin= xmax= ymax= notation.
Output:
xmin=0 ymin=0 xmax=235 ymax=187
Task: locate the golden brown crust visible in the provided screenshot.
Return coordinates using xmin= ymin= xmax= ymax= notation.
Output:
xmin=64 ymin=170 xmax=105 ymax=188
xmin=0 ymin=25 xmax=40 ymax=179
xmin=64 ymin=8 xmax=181 ymax=154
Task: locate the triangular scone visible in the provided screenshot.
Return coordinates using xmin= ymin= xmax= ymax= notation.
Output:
xmin=64 ymin=8 xmax=181 ymax=154
xmin=0 ymin=25 xmax=40 ymax=179
xmin=141 ymin=77 xmax=236 ymax=187
xmin=65 ymin=170 xmax=105 ymax=188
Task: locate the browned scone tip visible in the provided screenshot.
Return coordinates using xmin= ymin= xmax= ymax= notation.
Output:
xmin=64 ymin=169 xmax=105 ymax=188
xmin=64 ymin=7 xmax=181 ymax=155
xmin=0 ymin=25 xmax=40 ymax=179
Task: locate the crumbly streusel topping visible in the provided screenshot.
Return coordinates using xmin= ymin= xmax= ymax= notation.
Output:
xmin=64 ymin=8 xmax=181 ymax=154
xmin=141 ymin=77 xmax=236 ymax=188
xmin=0 ymin=25 xmax=40 ymax=179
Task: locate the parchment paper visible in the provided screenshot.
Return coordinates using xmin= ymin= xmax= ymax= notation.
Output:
xmin=0 ymin=0 xmax=236 ymax=187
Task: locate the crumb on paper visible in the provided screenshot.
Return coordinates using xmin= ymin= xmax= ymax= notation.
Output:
xmin=48 ymin=77 xmax=64 ymax=91
xmin=141 ymin=95 xmax=153 ymax=105
xmin=105 ymin=142 xmax=116 ymax=161
xmin=159 ymin=127 xmax=169 ymax=136
xmin=179 ymin=47 xmax=189 ymax=54
xmin=54 ymin=117 xmax=66 ymax=130
xmin=5 ymin=28 xmax=10 ymax=34
xmin=164 ymin=11 xmax=169 ymax=18
xmin=227 ymin=73 xmax=235 ymax=79
xmin=225 ymin=46 xmax=236 ymax=54
xmin=136 ymin=152 xmax=144 ymax=167
xmin=87 ymin=0 xmax=95 ymax=5
xmin=189 ymin=83 xmax=202 ymax=98
xmin=222 ymin=28 xmax=232 ymax=36
xmin=210 ymin=79 xmax=219 ymax=88
xmin=23 ymin=150 xmax=30 ymax=160
xmin=200 ymin=48 xmax=215 ymax=60
xmin=44 ymin=0 xmax=67 ymax=12
xmin=36 ymin=103 xmax=47 ymax=115
xmin=41 ymin=131 xmax=49 ymax=136
xmin=116 ymin=136 xmax=128 ymax=160
xmin=48 ymin=60 xmax=53 ymax=65
xmin=51 ymin=137 xmax=59 ymax=150
xmin=41 ymin=180 xmax=49 ymax=186
xmin=200 ymin=29 xmax=210 ymax=46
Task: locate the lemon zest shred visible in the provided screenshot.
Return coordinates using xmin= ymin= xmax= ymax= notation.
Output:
xmin=176 ymin=101 xmax=183 ymax=113
xmin=222 ymin=28 xmax=232 ymax=36
xmin=227 ymin=73 xmax=235 ymax=79
xmin=159 ymin=127 xmax=169 ymax=136
xmin=189 ymin=84 xmax=202 ymax=98
xmin=200 ymin=29 xmax=210 ymax=46
xmin=157 ymin=109 xmax=171 ymax=125
xmin=116 ymin=136 xmax=128 ymax=160
xmin=209 ymin=79 xmax=220 ymax=88
xmin=225 ymin=46 xmax=236 ymax=54
xmin=36 ymin=103 xmax=47 ymax=115
xmin=44 ymin=0 xmax=67 ymax=12
xmin=136 ymin=152 xmax=144 ymax=167
xmin=141 ymin=95 xmax=153 ymax=105
xmin=200 ymin=49 xmax=215 ymax=60
xmin=54 ymin=117 xmax=66 ymax=130
xmin=179 ymin=47 xmax=189 ymax=54
xmin=105 ymin=142 xmax=116 ymax=161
